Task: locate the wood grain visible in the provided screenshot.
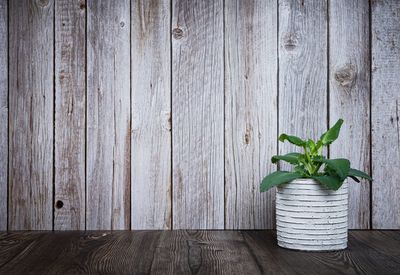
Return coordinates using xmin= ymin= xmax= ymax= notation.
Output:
xmin=224 ymin=0 xmax=278 ymax=229
xmin=243 ymin=230 xmax=400 ymax=275
xmin=150 ymin=231 xmax=261 ymax=274
xmin=371 ymin=0 xmax=400 ymax=229
xmin=86 ymin=0 xmax=131 ymax=229
xmin=0 ymin=231 xmax=161 ymax=274
xmin=0 ymin=232 xmax=45 ymax=268
xmin=1 ymin=231 xmax=399 ymax=274
xmin=278 ymin=0 xmax=328 ymax=161
xmin=2 ymin=0 xmax=400 ymax=231
xmin=131 ymin=0 xmax=171 ymax=230
xmin=54 ymin=0 xmax=86 ymax=230
xmin=329 ymin=0 xmax=370 ymax=229
xmin=172 ymin=0 xmax=224 ymax=229
xmin=0 ymin=0 xmax=7 ymax=231
xmin=9 ymin=0 xmax=54 ymax=230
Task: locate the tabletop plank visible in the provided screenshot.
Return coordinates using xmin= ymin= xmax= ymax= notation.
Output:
xmin=0 ymin=231 xmax=399 ymax=275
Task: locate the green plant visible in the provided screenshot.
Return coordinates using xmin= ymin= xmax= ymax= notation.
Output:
xmin=260 ymin=119 xmax=372 ymax=192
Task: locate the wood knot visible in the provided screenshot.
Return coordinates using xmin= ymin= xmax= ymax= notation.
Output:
xmin=244 ymin=133 xmax=250 ymax=144
xmin=167 ymin=116 xmax=172 ymax=131
xmin=36 ymin=0 xmax=50 ymax=7
xmin=55 ymin=200 xmax=64 ymax=209
xmin=120 ymin=21 xmax=125 ymax=28
xmin=79 ymin=2 xmax=86 ymax=10
xmin=244 ymin=125 xmax=252 ymax=145
xmin=334 ymin=63 xmax=357 ymax=88
xmin=164 ymin=113 xmax=172 ymax=132
xmin=282 ymin=33 xmax=299 ymax=51
xmin=172 ymin=28 xmax=184 ymax=39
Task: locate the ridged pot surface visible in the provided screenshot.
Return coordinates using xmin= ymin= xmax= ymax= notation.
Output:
xmin=276 ymin=178 xmax=348 ymax=251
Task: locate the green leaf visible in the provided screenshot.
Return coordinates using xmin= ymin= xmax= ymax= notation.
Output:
xmin=320 ymin=119 xmax=344 ymax=145
xmin=317 ymin=158 xmax=350 ymax=180
xmin=271 ymin=153 xmax=302 ymax=165
xmin=312 ymin=175 xmax=344 ymax=191
xmin=260 ymin=171 xmax=302 ymax=192
xmin=312 ymin=140 xmax=323 ymax=154
xmin=312 ymin=155 xmax=326 ymax=162
xmin=306 ymin=139 xmax=316 ymax=152
xmin=294 ymin=165 xmax=307 ymax=176
xmin=278 ymin=134 xmax=306 ymax=147
xmin=348 ymin=168 xmax=373 ymax=181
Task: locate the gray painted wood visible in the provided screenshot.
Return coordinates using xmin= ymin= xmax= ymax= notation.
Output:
xmin=54 ymin=0 xmax=86 ymax=230
xmin=9 ymin=0 xmax=54 ymax=230
xmin=278 ymin=0 xmax=328 ymax=167
xmin=172 ymin=0 xmax=224 ymax=229
xmin=371 ymin=0 xmax=400 ymax=229
xmin=224 ymin=0 xmax=278 ymax=229
xmin=2 ymin=0 xmax=400 ymax=230
xmin=0 ymin=0 xmax=7 ymax=231
xmin=131 ymin=0 xmax=171 ymax=230
xmin=329 ymin=0 xmax=370 ymax=229
xmin=86 ymin=0 xmax=130 ymax=230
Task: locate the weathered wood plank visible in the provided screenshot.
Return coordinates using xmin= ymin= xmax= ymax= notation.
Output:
xmin=0 ymin=232 xmax=45 ymax=268
xmin=0 ymin=0 xmax=7 ymax=231
xmin=372 ymin=0 xmax=400 ymax=229
xmin=9 ymin=0 xmax=54 ymax=230
xmin=150 ymin=231 xmax=261 ymax=274
xmin=243 ymin=231 xmax=400 ymax=274
xmin=1 ymin=231 xmax=399 ymax=274
xmin=329 ymin=0 xmax=370 ymax=229
xmin=87 ymin=0 xmax=131 ymax=229
xmin=54 ymin=0 xmax=86 ymax=230
xmin=278 ymin=0 xmax=328 ymax=168
xmin=351 ymin=231 xmax=400 ymax=259
xmin=224 ymin=0 xmax=277 ymax=229
xmin=172 ymin=0 xmax=224 ymax=229
xmin=131 ymin=0 xmax=171 ymax=230
xmin=0 ymin=231 xmax=161 ymax=274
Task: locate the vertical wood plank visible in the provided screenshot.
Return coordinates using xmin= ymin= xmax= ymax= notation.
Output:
xmin=172 ymin=0 xmax=224 ymax=229
xmin=329 ymin=0 xmax=370 ymax=229
xmin=372 ymin=0 xmax=400 ymax=229
xmin=9 ymin=0 xmax=54 ymax=230
xmin=278 ymin=0 xmax=328 ymax=168
xmin=54 ymin=0 xmax=86 ymax=230
xmin=0 ymin=0 xmax=7 ymax=230
xmin=87 ymin=0 xmax=130 ymax=229
xmin=224 ymin=0 xmax=278 ymax=229
xmin=131 ymin=0 xmax=171 ymax=229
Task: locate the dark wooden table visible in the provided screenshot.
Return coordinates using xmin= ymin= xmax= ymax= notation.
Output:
xmin=0 ymin=230 xmax=399 ymax=274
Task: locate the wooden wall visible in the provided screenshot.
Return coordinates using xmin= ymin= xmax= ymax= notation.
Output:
xmin=0 ymin=0 xmax=398 ymax=230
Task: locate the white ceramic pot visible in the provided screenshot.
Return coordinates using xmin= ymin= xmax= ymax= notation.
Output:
xmin=276 ymin=178 xmax=348 ymax=251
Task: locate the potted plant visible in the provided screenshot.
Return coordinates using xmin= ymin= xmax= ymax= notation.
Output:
xmin=260 ymin=119 xmax=372 ymax=251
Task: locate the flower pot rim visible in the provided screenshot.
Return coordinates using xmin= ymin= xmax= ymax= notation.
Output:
xmin=286 ymin=178 xmax=319 ymax=184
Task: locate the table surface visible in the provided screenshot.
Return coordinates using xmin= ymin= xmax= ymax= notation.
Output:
xmin=0 ymin=230 xmax=399 ymax=275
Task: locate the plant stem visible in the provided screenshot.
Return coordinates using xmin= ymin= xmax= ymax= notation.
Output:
xmin=303 ymin=145 xmax=314 ymax=175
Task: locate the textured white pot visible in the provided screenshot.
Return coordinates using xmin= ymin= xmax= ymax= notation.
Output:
xmin=276 ymin=178 xmax=348 ymax=251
